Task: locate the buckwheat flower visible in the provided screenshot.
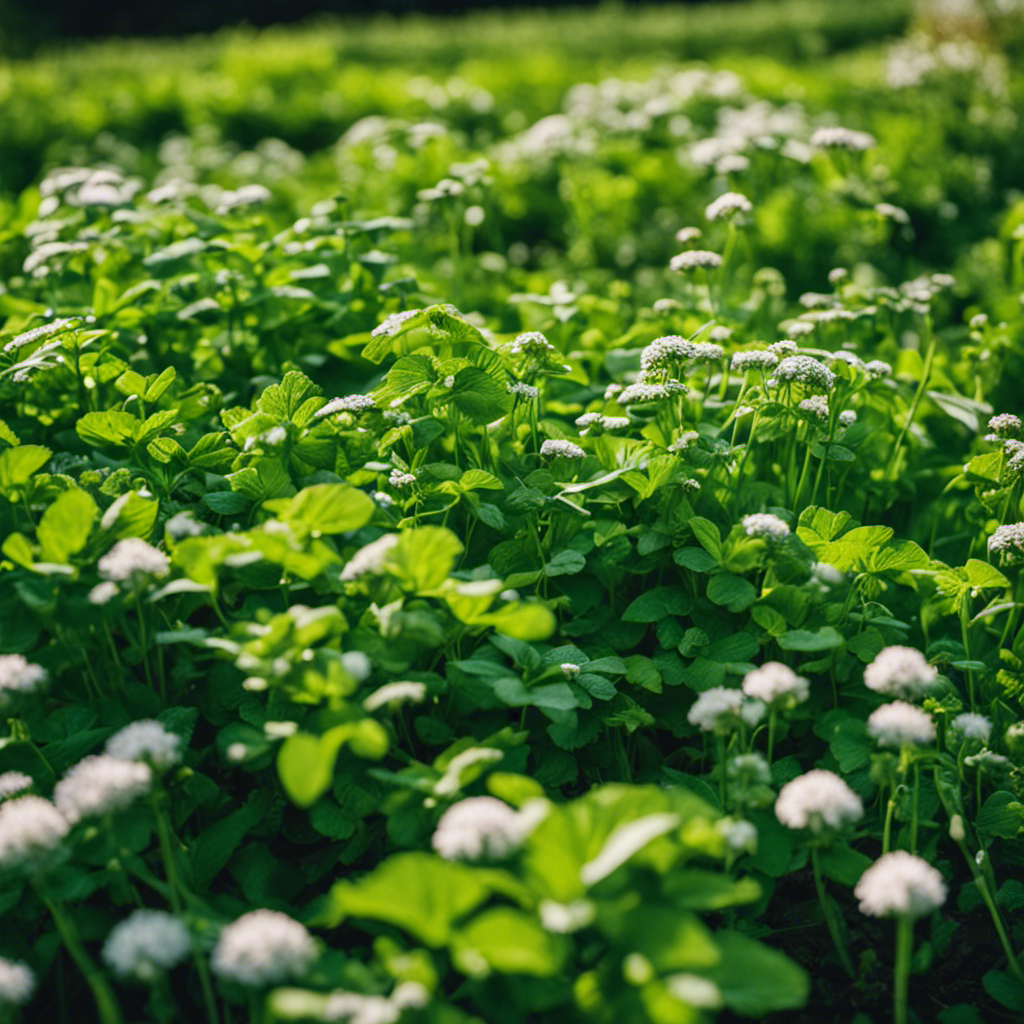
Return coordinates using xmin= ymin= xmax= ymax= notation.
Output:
xmin=989 ymin=522 xmax=1024 ymax=561
xmin=53 ymin=755 xmax=152 ymax=824
xmin=687 ymin=687 xmax=745 ymax=733
xmin=775 ymin=355 xmax=835 ymax=391
xmin=0 ymin=956 xmax=35 ymax=1006
xmin=388 ymin=469 xmax=416 ymax=488
xmin=106 ymin=720 xmax=182 ymax=770
xmin=864 ymin=360 xmax=893 ymax=378
xmin=706 ymin=191 xmax=752 ymax=221
xmin=508 ymin=381 xmax=540 ymax=398
xmin=799 ymin=395 xmax=829 ymax=420
xmin=731 ymin=350 xmax=778 ymax=372
xmin=863 ymin=646 xmax=937 ymax=700
xmin=742 ymin=663 xmax=809 ymax=707
xmin=540 ymin=439 xmax=586 ymax=459
xmin=670 ymin=250 xmax=722 ymax=272
xmin=432 ymin=796 xmax=535 ymax=861
xmin=810 ymin=126 xmax=876 ymax=150
xmin=0 ymin=655 xmax=48 ymax=708
xmin=0 ymin=772 xmax=33 ymax=801
xmin=775 ymin=769 xmax=863 ymax=833
xmin=855 ymin=852 xmax=946 ymax=919
xmin=675 ymin=227 xmax=702 ymax=244
xmin=98 ymin=538 xmax=170 ymax=582
xmin=742 ymin=513 xmax=790 ymax=541
xmin=653 ymin=298 xmax=684 ymax=314
xmin=665 ymin=974 xmax=723 ymax=1009
xmin=316 ymin=395 xmax=376 ymax=418
xmin=362 ymin=680 xmax=427 ymax=712
xmin=988 ymin=413 xmax=1022 ymax=438
xmin=340 ymin=534 xmax=398 ymax=582
xmin=102 ymin=910 xmax=191 ymax=982
xmin=510 ymin=331 xmax=555 ymax=356
xmin=867 ymin=702 xmax=936 ymax=748
xmin=0 ymin=796 xmax=70 ymax=871
xmin=539 ymin=898 xmax=595 ymax=933
xmin=212 ymin=910 xmax=317 ymax=987
xmin=839 ymin=410 xmax=857 ymax=427
xmin=370 ymin=309 xmax=420 ymax=338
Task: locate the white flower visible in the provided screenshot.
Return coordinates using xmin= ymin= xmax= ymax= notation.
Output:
xmin=810 ymin=126 xmax=876 ymax=150
xmin=105 ymin=720 xmax=182 ymax=770
xmin=88 ymin=581 xmax=120 ymax=605
xmin=0 ymin=956 xmax=35 ymax=1006
xmin=742 ymin=513 xmax=790 ymax=541
xmin=388 ymin=469 xmax=416 ymax=488
xmin=391 ymin=982 xmax=429 ymax=1010
xmin=370 ymin=309 xmax=420 ymax=337
xmin=433 ymin=748 xmax=504 ymax=797
xmin=716 ymin=817 xmax=758 ymax=852
xmin=670 ymin=250 xmax=722 ymax=272
xmin=989 ymin=522 xmax=1024 ymax=560
xmin=98 ymin=538 xmax=170 ymax=581
xmin=863 ymin=646 xmax=937 ymax=700
xmin=561 ymin=662 xmax=582 ymax=678
xmin=53 ymin=755 xmax=152 ymax=823
xmin=687 ymin=687 xmax=757 ymax=733
xmin=0 ymin=655 xmax=48 ymax=708
xmin=540 ymin=439 xmax=586 ymax=459
xmin=867 ymin=702 xmax=936 ymax=748
xmin=507 ymin=381 xmax=540 ymax=398
xmin=988 ymin=413 xmax=1021 ymax=437
xmin=799 ymin=395 xmax=829 ymax=420
xmin=510 ymin=331 xmax=555 ymax=355
xmin=742 ymin=663 xmax=809 ymax=707
xmin=0 ymin=772 xmax=33 ymax=800
xmin=599 ymin=415 xmax=631 ymax=431
xmin=774 ymin=355 xmax=835 ymax=391
xmin=950 ymin=713 xmax=992 ymax=743
xmin=705 ymin=191 xmax=752 ymax=221
xmin=775 ymin=769 xmax=863 ymax=833
xmin=665 ymin=974 xmax=723 ymax=1009
xmin=362 ymin=681 xmax=427 ymax=712
xmin=431 ymin=796 xmax=541 ymax=860
xmin=618 ymin=380 xmax=686 ymax=405
xmin=0 ymin=796 xmax=70 ymax=871
xmin=340 ymin=534 xmax=399 ymax=582
xmin=864 ymin=360 xmax=892 ymax=378
xmin=855 ymin=851 xmax=946 ymax=918
xmin=102 ymin=910 xmax=192 ymax=982
xmin=212 ymin=910 xmax=317 ymax=987
xmin=539 ymin=898 xmax=595 ymax=933
xmin=669 ymin=431 xmax=700 ymax=452
xmin=731 ymin=350 xmax=778 ymax=372
xmin=341 ymin=650 xmax=372 ymax=681
xmin=316 ymin=395 xmax=377 ymax=417
xmin=964 ymin=749 xmax=1011 ymax=773
xmin=675 ymin=227 xmax=702 ymax=244
xmin=839 ymin=410 xmax=857 ymax=427
xmin=324 ymin=992 xmax=400 ymax=1024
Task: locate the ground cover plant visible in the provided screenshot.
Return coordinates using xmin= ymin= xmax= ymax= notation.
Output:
xmin=1 ymin=1 xmax=1024 ymax=1022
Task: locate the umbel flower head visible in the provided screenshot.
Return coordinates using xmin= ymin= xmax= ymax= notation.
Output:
xmin=540 ymin=439 xmax=586 ymax=459
xmin=105 ymin=720 xmax=183 ymax=770
xmin=863 ymin=646 xmax=937 ymax=700
xmin=0 ymin=655 xmax=48 ymax=710
xmin=431 ymin=796 xmax=547 ymax=861
xmin=989 ymin=523 xmax=1024 ymax=564
xmin=774 ymin=355 xmax=836 ymax=392
xmin=97 ymin=538 xmax=170 ymax=582
xmin=742 ymin=513 xmax=790 ymax=541
xmin=102 ymin=910 xmax=192 ymax=982
xmin=687 ymin=687 xmax=765 ymax=733
xmin=705 ymin=191 xmax=752 ymax=221
xmin=950 ymin=713 xmax=992 ymax=744
xmin=211 ymin=910 xmax=317 ymax=987
xmin=0 ymin=795 xmax=70 ymax=872
xmin=855 ymin=851 xmax=947 ymax=919
xmin=742 ymin=663 xmax=809 ymax=708
xmin=775 ymin=769 xmax=863 ymax=833
xmin=867 ymin=702 xmax=936 ymax=748
xmin=53 ymin=755 xmax=152 ymax=824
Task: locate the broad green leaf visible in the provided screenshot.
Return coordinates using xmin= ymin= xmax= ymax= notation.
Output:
xmin=977 ymin=791 xmax=1024 ymax=840
xmin=258 ymin=370 xmax=324 ymax=421
xmin=703 ymin=930 xmax=809 ymax=1015
xmin=674 ymin=546 xmax=718 ymax=572
xmin=0 ymin=445 xmax=51 ymax=490
xmin=99 ymin=492 xmax=159 ymax=540
xmin=76 ymin=411 xmax=141 ymax=448
xmin=817 ymin=842 xmax=872 ymax=886
xmin=282 ymin=483 xmax=375 ymax=534
xmin=448 ymin=367 xmax=511 ymax=424
xmin=37 ymin=490 xmax=97 ymax=563
xmin=623 ymin=587 xmax=692 ymax=622
xmin=964 ymin=559 xmax=1011 ymax=591
xmin=454 ymin=908 xmax=564 ymax=976
xmin=607 ymin=905 xmax=720 ymax=972
xmin=460 ymin=469 xmax=503 ymax=491
xmin=706 ymin=573 xmax=757 ymax=612
xmin=665 ymin=870 xmax=761 ymax=910
xmin=777 ymin=627 xmax=843 ymax=652
xmin=390 ymin=527 xmax=464 ymax=591
xmin=545 ymin=550 xmax=586 ymax=577
xmin=689 ymin=516 xmax=722 ymax=561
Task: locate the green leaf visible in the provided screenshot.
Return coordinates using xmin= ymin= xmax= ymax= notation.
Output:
xmin=706 ymin=573 xmax=757 ymax=612
xmin=191 ymin=790 xmax=272 ymax=888
xmin=704 ymin=930 xmax=810 ymax=1015
xmin=673 ymin=546 xmax=718 ymax=572
xmin=982 ymin=970 xmax=1024 ymax=1012
xmin=455 ymin=908 xmax=563 ymax=976
xmin=545 ymin=550 xmax=586 ymax=577
xmin=963 ymin=559 xmax=1011 ymax=591
xmin=448 ymin=367 xmax=511 ymax=424
xmin=201 ymin=491 xmax=251 ymax=515
xmin=278 ymin=733 xmax=334 ymax=808
xmin=778 ymin=627 xmax=844 ymax=652
xmin=665 ymin=870 xmax=761 ymax=910
xmin=817 ymin=842 xmax=872 ymax=886
xmin=76 ymin=411 xmax=141 ymax=447
xmin=977 ymin=791 xmax=1024 ymax=840
xmin=484 ymin=601 xmax=556 ymax=641
xmin=390 ymin=527 xmax=464 ymax=591
xmin=0 ymin=445 xmax=51 ymax=490
xmin=623 ymin=587 xmax=692 ymax=622
xmin=100 ymin=491 xmax=159 ymax=540
xmin=459 ymin=469 xmax=503 ymax=491
xmin=283 ymin=483 xmax=375 ymax=534
xmin=36 ymin=490 xmax=97 ymax=563
xmin=689 ymin=516 xmax=722 ymax=562
xmin=258 ymin=370 xmax=324 ymax=421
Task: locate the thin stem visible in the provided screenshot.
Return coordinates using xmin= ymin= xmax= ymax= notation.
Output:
xmin=767 ymin=708 xmax=777 ymax=764
xmin=894 ymin=915 xmax=913 ymax=1024
xmin=810 ymin=846 xmax=856 ymax=979
xmin=909 ymin=762 xmax=921 ymax=854
xmin=886 ymin=318 xmax=936 ymax=482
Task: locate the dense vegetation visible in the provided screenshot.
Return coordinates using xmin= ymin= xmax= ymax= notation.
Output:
xmin=1 ymin=2 xmax=1023 ymax=1023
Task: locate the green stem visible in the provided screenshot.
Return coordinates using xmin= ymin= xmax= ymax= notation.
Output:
xmin=715 ymin=734 xmax=727 ymax=810
xmin=810 ymin=846 xmax=856 ymax=979
xmin=909 ymin=762 xmax=921 ymax=854
xmin=882 ymin=791 xmax=896 ymax=855
xmin=886 ymin=318 xmax=936 ymax=482
xmin=767 ymin=708 xmax=777 ymax=764
xmin=894 ymin=915 xmax=913 ymax=1024
xmin=793 ymin=435 xmax=814 ymax=510
xmin=960 ymin=600 xmax=976 ymax=711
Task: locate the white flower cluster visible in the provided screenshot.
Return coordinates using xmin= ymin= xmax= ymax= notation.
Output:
xmin=0 ymin=956 xmax=35 ymax=1006
xmin=102 ymin=910 xmax=192 ymax=982
xmin=97 ymin=538 xmax=170 ymax=582
xmin=53 ymin=755 xmax=152 ymax=824
xmin=105 ymin=720 xmax=183 ymax=770
xmin=576 ymin=413 xmax=630 ymax=435
xmin=799 ymin=395 xmax=829 ymax=420
xmin=950 ymin=713 xmax=991 ymax=743
xmin=540 ymin=439 xmax=586 ymax=459
xmin=839 ymin=410 xmax=857 ymax=427
xmin=431 ymin=796 xmax=546 ymax=861
xmin=388 ymin=469 xmax=416 ymax=488
xmin=810 ymin=126 xmax=876 ymax=150
xmin=669 ymin=431 xmax=700 ymax=452
xmin=0 ymin=796 xmax=70 ymax=871
xmin=989 ymin=522 xmax=1024 ymax=561
xmin=670 ymin=250 xmax=722 ymax=272
xmin=731 ymin=350 xmax=778 ymax=372
xmin=617 ymin=380 xmax=687 ymax=405
xmin=964 ymin=750 xmax=1010 ymax=773
xmin=362 ymin=681 xmax=427 ymax=712
xmin=507 ymin=381 xmax=540 ymax=398
xmin=211 ymin=910 xmax=317 ymax=987
xmin=775 ymin=769 xmax=863 ymax=833
xmin=742 ymin=513 xmax=790 ymax=541
xmin=705 ymin=191 xmax=752 ymax=221
xmin=539 ymin=898 xmax=596 ymax=933
xmin=0 ymin=772 xmax=32 ymax=800
xmin=675 ymin=227 xmax=702 ymax=244
xmin=863 ymin=646 xmax=937 ymax=699
xmin=774 ymin=355 xmax=836 ymax=391
xmin=0 ymin=655 xmax=48 ymax=708
xmin=864 ymin=360 xmax=893 ymax=379
xmin=855 ymin=851 xmax=946 ymax=918
xmin=716 ymin=817 xmax=758 ymax=853
xmin=987 ymin=413 xmax=1022 ymax=438
xmin=867 ymin=702 xmax=936 ymax=748
xmin=510 ymin=331 xmax=556 ymax=355
xmin=316 ymin=395 xmax=377 ymax=417
xmin=371 ymin=309 xmax=421 ymax=338
xmin=687 ymin=687 xmax=764 ymax=733
xmin=742 ymin=663 xmax=809 ymax=707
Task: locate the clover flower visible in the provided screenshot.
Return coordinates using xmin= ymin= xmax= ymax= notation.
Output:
xmin=53 ymin=755 xmax=152 ymax=824
xmin=742 ymin=513 xmax=790 ymax=541
xmin=98 ymin=538 xmax=170 ymax=582
xmin=540 ymin=439 xmax=586 ymax=459
xmin=774 ymin=355 xmax=835 ymax=391
xmin=0 ymin=655 xmax=48 ymax=709
xmin=950 ymin=713 xmax=992 ymax=743
xmin=863 ymin=646 xmax=937 ymax=700
xmin=731 ymin=350 xmax=778 ymax=372
xmin=105 ymin=720 xmax=183 ymax=770
xmin=810 ymin=126 xmax=876 ymax=150
xmin=855 ymin=851 xmax=946 ymax=918
xmin=431 ymin=796 xmax=544 ymax=861
xmin=742 ymin=663 xmax=809 ymax=707
xmin=0 ymin=796 xmax=70 ymax=871
xmin=687 ymin=687 xmax=764 ymax=733
xmin=362 ymin=681 xmax=427 ymax=712
xmin=212 ymin=910 xmax=317 ymax=987
xmin=0 ymin=956 xmax=35 ymax=1006
xmin=371 ymin=309 xmax=420 ymax=338
xmin=102 ymin=910 xmax=192 ymax=982
xmin=706 ymin=191 xmax=752 ymax=221
xmin=0 ymin=772 xmax=33 ymax=801
xmin=670 ymin=250 xmax=722 ymax=272
xmin=799 ymin=395 xmax=829 ymax=420
xmin=867 ymin=702 xmax=936 ymax=748
xmin=316 ymin=395 xmax=377 ymax=417
xmin=775 ymin=769 xmax=863 ymax=833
